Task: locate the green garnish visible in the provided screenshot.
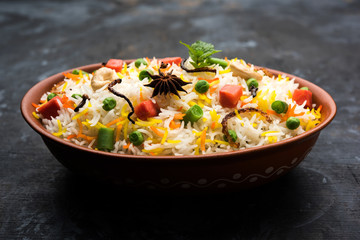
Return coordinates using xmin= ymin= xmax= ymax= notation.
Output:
xmin=71 ymin=94 xmax=82 ymax=99
xmin=180 ymin=40 xmax=221 ymax=69
xmin=72 ymin=69 xmax=89 ymax=76
xmin=223 ymin=130 xmax=238 ymax=142
xmin=47 ymin=93 xmax=57 ymax=101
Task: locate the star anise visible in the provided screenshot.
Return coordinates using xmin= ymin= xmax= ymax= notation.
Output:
xmin=144 ymin=69 xmax=191 ymax=98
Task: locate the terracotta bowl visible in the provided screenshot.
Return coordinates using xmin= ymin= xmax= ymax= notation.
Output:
xmin=21 ymin=62 xmax=336 ymax=193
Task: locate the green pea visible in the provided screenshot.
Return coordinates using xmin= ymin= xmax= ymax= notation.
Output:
xmin=300 ymin=87 xmax=309 ymax=90
xmin=223 ymin=130 xmax=238 ymax=142
xmin=129 ymin=130 xmax=144 ymax=146
xmin=286 ymin=117 xmax=300 ymax=130
xmin=183 ymin=105 xmax=203 ymax=124
xmin=207 ymin=57 xmax=228 ymax=69
xmin=135 ymin=58 xmax=148 ymax=68
xmin=271 ymin=100 xmax=288 ymax=114
xmin=139 ymin=69 xmax=154 ymax=81
xmin=246 ymin=78 xmax=259 ymax=88
xmin=97 ymin=128 xmax=115 ymax=151
xmin=72 ymin=69 xmax=89 ymax=76
xmin=71 ymin=94 xmax=82 ymax=99
xmin=47 ymin=93 xmax=57 ymax=101
xmin=102 ymin=97 xmax=117 ymax=111
xmin=195 ymin=80 xmax=210 ymax=93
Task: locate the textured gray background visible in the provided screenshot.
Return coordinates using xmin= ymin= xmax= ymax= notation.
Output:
xmin=1 ymin=0 xmax=360 ymax=239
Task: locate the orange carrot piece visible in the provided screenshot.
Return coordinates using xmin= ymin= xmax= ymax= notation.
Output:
xmin=32 ymin=103 xmax=40 ymax=108
xmin=77 ymin=119 xmax=83 ymax=135
xmin=150 ymin=126 xmax=164 ymax=137
xmin=139 ymin=88 xmax=145 ymax=102
xmin=87 ymin=137 xmax=96 ymax=143
xmin=40 ymin=99 xmax=46 ymax=103
xmin=211 ymin=122 xmax=216 ymax=130
xmin=115 ymin=124 xmax=123 ymax=142
xmin=123 ymin=142 xmax=131 ymax=149
xmin=75 ymin=120 xmax=96 ymax=143
xmin=78 ymin=134 xmax=95 ymax=143
xmin=210 ymin=88 xmax=216 ymax=94
xmin=267 ymin=109 xmax=276 ymax=115
xmin=67 ymin=134 xmax=77 ymax=140
xmin=173 ymin=113 xmax=186 ymax=120
xmin=267 ymin=109 xmax=283 ymax=119
xmin=169 ymin=120 xmax=181 ymax=129
xmin=63 ymin=72 xmax=80 ymax=81
xmin=164 ymin=65 xmax=172 ymax=72
xmin=281 ymin=104 xmax=305 ymax=121
xmin=106 ymin=118 xmax=123 ymax=127
xmin=317 ymin=105 xmax=323 ymax=112
xmin=63 ymin=104 xmax=75 ymax=110
xmin=63 ymin=73 xmax=77 ymax=81
xmin=60 ymin=95 xmax=75 ymax=109
xmin=77 ymin=133 xmax=86 ymax=139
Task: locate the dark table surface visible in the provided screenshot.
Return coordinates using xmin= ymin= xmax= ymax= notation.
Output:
xmin=1 ymin=0 xmax=360 ymax=239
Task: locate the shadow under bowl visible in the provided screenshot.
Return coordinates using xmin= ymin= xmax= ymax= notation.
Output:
xmin=21 ymin=62 xmax=336 ymax=193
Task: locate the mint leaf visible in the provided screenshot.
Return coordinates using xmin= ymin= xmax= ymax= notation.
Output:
xmin=180 ymin=40 xmax=221 ymax=68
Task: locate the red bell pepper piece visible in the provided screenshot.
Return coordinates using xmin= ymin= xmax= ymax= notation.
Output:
xmin=293 ymin=89 xmax=312 ymax=108
xmin=134 ymin=100 xmax=160 ymax=121
xmin=219 ymin=84 xmax=243 ymax=108
xmin=159 ymin=57 xmax=182 ymax=66
xmin=105 ymin=59 xmax=123 ymax=72
xmin=37 ymin=96 xmax=62 ymax=119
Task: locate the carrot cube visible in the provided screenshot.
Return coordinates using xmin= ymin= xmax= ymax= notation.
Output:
xmin=105 ymin=59 xmax=124 ymax=72
xmin=134 ymin=100 xmax=160 ymax=121
xmin=293 ymin=89 xmax=312 ymax=108
xmin=37 ymin=96 xmax=62 ymax=119
xmin=159 ymin=57 xmax=182 ymax=66
xmin=219 ymin=84 xmax=243 ymax=108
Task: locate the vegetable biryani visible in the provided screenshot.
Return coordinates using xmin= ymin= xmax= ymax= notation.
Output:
xmin=32 ymin=41 xmax=322 ymax=156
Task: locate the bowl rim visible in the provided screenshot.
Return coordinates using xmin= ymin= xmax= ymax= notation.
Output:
xmin=21 ymin=62 xmax=337 ymax=162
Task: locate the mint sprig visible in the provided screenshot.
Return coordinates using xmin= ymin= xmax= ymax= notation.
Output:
xmin=180 ymin=40 xmax=221 ymax=69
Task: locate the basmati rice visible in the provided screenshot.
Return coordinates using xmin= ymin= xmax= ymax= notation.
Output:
xmin=35 ymin=57 xmax=322 ymax=156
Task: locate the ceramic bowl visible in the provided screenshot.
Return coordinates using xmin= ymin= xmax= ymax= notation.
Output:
xmin=21 ymin=62 xmax=336 ymax=193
